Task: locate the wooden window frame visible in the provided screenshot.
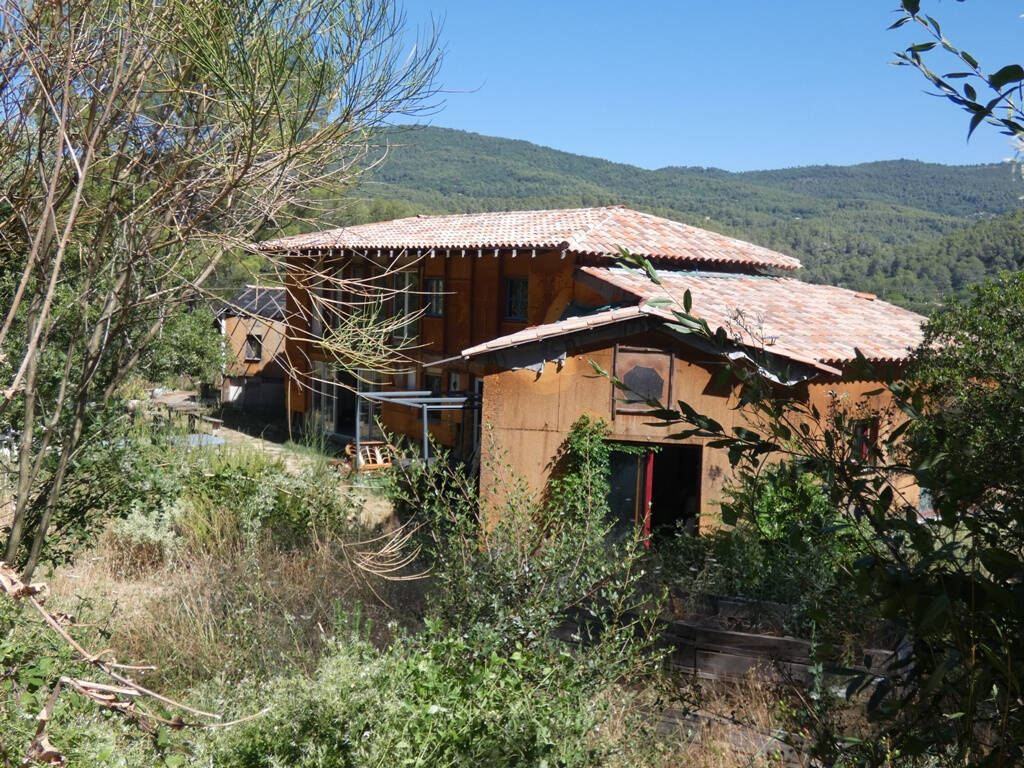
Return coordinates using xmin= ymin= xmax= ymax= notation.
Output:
xmin=424 ymin=277 xmax=444 ymax=318
xmin=611 ymin=345 xmax=674 ymax=416
xmin=393 ymin=269 xmax=419 ymax=341
xmin=424 ymin=372 xmax=443 ymax=424
xmin=853 ymin=417 xmax=881 ymax=464
xmin=244 ymin=333 xmax=263 ymax=362
xmin=504 ymin=277 xmax=529 ymax=322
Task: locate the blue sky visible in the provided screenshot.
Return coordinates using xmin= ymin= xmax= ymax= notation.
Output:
xmin=398 ymin=1 xmax=1022 ymax=171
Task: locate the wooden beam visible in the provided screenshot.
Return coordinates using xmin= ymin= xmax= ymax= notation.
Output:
xmin=496 ymin=248 xmax=505 ymax=332
xmin=470 ymin=248 xmax=477 ymax=344
xmin=443 ymin=248 xmax=451 ymax=356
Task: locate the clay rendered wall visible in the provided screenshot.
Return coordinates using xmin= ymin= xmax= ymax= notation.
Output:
xmin=479 ymin=344 xmax=746 ymax=531
xmin=479 ymin=343 xmax=917 ymax=532
xmin=805 ymin=378 xmax=920 ymax=509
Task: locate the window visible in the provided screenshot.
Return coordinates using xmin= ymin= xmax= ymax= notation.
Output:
xmin=326 ymin=284 xmax=342 ymax=332
xmin=393 ymin=270 xmax=419 ymax=340
xmin=310 ymin=281 xmax=324 ymax=339
xmin=344 ymin=263 xmax=365 ymax=307
xmin=852 ymin=418 xmax=880 ymax=464
xmin=424 ymin=373 xmax=442 ymax=423
xmin=448 ymin=371 xmax=462 ymax=392
xmin=244 ymin=334 xmax=262 ymax=362
xmin=310 ymin=361 xmax=337 ymax=433
xmin=622 ymin=365 xmax=664 ymax=403
xmin=505 ymin=277 xmax=528 ymax=322
xmin=424 ymin=278 xmax=444 ymax=317
xmin=356 ymin=367 xmax=384 ymax=440
xmin=918 ymin=488 xmax=936 ymax=519
xmin=613 ymin=347 xmax=672 ymax=414
xmin=370 ymin=270 xmax=388 ymax=319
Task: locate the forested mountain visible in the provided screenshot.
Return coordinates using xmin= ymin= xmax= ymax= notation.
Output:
xmin=725 ymin=161 xmax=1021 ymax=219
xmin=321 ymin=126 xmax=1024 ymax=311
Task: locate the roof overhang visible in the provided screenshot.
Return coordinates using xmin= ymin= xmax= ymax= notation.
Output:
xmin=456 ymin=308 xmax=833 ymax=385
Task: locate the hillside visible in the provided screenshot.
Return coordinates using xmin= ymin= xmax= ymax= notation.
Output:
xmin=320 ymin=126 xmax=1024 ymax=311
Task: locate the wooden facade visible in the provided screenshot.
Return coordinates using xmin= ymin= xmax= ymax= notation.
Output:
xmin=283 ymin=248 xmax=608 ymax=449
xmin=476 ymin=331 xmax=917 ymax=533
xmin=221 ymin=286 xmax=288 ymax=412
xmin=270 ymin=207 xmax=923 ymax=536
xmin=223 ymin=314 xmax=287 ymax=379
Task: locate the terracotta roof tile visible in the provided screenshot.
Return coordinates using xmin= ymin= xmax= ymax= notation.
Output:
xmin=460 ymin=270 xmax=924 ymax=371
xmin=257 ymin=206 xmax=801 ymax=271
xmin=460 ymin=305 xmax=647 ymax=358
xmin=582 ymin=267 xmax=925 ymax=365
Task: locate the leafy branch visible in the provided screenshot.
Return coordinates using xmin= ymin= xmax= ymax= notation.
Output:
xmin=0 ymin=562 xmax=270 ymax=765
xmin=893 ymin=1 xmax=1024 ymax=141
xmin=603 ymin=248 xmax=1024 ymax=764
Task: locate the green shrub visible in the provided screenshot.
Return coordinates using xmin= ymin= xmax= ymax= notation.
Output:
xmin=386 ymin=427 xmax=661 ymax=677
xmin=41 ymin=410 xmax=190 ymax=567
xmin=660 ymin=461 xmax=873 ymax=643
xmin=47 ymin=418 xmax=358 ymax=569
xmin=0 ymin=596 xmax=182 ymax=765
xmin=140 ymin=305 xmax=226 ymax=387
xmin=177 ymin=446 xmax=359 ymax=554
xmin=722 ymin=461 xmax=835 ymax=542
xmin=202 ymin=627 xmax=633 ymax=768
xmin=104 ymin=500 xmax=182 ymax=577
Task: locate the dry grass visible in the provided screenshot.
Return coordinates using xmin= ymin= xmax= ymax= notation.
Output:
xmin=593 ymin=672 xmax=805 ymax=768
xmin=47 ymin=528 xmax=427 ymax=694
xmin=680 ymin=676 xmax=797 ymax=768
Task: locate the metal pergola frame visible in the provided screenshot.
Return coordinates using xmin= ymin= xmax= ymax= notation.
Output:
xmin=354 ymin=389 xmax=471 ymax=466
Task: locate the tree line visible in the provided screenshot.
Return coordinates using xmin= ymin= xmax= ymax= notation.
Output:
xmin=317 ymin=124 xmax=1024 ymax=312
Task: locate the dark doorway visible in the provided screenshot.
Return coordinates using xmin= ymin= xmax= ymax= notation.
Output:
xmin=608 ymin=451 xmax=643 ymax=533
xmin=606 ymin=444 xmax=702 ymax=541
xmin=335 ymin=371 xmax=357 ymax=435
xmin=650 ymin=445 xmax=702 ymax=535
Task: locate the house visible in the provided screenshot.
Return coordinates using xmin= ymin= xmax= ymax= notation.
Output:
xmin=259 ymin=206 xmax=924 ymax=532
xmin=219 ymin=284 xmax=288 ymax=413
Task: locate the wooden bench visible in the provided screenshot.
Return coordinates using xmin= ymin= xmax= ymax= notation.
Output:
xmin=345 ymin=441 xmax=392 ymax=473
xmin=200 ymin=415 xmax=224 ymax=433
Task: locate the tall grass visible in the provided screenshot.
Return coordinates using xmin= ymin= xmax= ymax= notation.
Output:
xmin=48 ymin=435 xmax=417 ymax=693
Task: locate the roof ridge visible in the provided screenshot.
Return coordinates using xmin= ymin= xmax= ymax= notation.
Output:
xmin=412 ymin=205 xmax=612 ymax=220
xmin=256 ymin=206 xmax=802 ymax=271
xmin=561 ymin=206 xmax=624 ymax=253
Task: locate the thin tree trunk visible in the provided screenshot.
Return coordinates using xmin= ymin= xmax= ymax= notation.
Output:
xmin=4 ymin=306 xmax=40 ymax=561
xmin=23 ymin=398 xmax=87 ymax=578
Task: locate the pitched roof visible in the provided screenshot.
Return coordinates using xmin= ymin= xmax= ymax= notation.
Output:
xmin=580 ymin=267 xmax=925 ymax=366
xmin=222 ymin=285 xmax=286 ymax=320
xmin=461 ymin=305 xmax=649 ymax=358
xmin=459 ymin=268 xmax=924 ymax=375
xmin=257 ymin=206 xmax=801 ymax=272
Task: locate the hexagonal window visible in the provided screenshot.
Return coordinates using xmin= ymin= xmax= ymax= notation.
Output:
xmin=622 ymin=365 xmax=664 ymax=403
